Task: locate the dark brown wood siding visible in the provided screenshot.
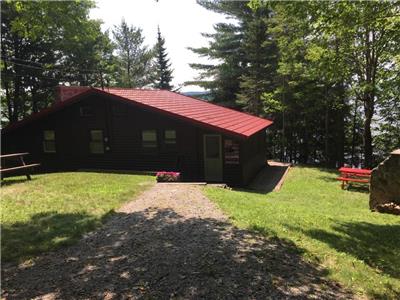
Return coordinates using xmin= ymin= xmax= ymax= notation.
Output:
xmin=240 ymin=129 xmax=267 ymax=185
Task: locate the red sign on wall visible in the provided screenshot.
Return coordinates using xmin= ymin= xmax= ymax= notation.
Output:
xmin=224 ymin=139 xmax=239 ymax=164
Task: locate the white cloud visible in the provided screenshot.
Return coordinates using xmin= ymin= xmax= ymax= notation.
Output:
xmin=90 ymin=0 xmax=228 ymax=92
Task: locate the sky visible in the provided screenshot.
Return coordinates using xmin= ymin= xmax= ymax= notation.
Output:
xmin=90 ymin=0 xmax=228 ymax=92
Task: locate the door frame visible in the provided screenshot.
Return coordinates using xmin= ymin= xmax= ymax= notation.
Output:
xmin=203 ymin=134 xmax=223 ymax=182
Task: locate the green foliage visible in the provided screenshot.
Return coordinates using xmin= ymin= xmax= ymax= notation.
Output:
xmin=374 ymin=63 xmax=400 ymax=156
xmin=1 ymin=172 xmax=153 ymax=262
xmin=112 ymin=19 xmax=155 ymax=88
xmin=236 ymin=4 xmax=278 ymax=115
xmin=2 ymin=0 xmax=398 ymax=167
xmin=308 ymin=1 xmax=400 ymax=167
xmin=154 ymin=27 xmax=173 ymax=90
xmin=1 ymin=0 xmax=114 ymax=123
xmin=192 ymin=0 xmax=400 ymax=166
xmin=188 ymin=0 xmax=249 ymax=105
xmin=205 ymin=166 xmax=400 ymax=299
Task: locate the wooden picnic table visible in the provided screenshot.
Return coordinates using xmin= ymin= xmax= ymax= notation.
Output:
xmin=0 ymin=152 xmax=40 ymax=180
xmin=337 ymin=167 xmax=372 ymax=189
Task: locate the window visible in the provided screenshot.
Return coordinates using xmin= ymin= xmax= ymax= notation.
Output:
xmin=43 ymin=130 xmax=56 ymax=153
xmin=80 ymin=106 xmax=93 ymax=117
xmin=142 ymin=130 xmax=157 ymax=148
xmin=164 ymin=129 xmax=176 ymax=145
xmin=89 ymin=130 xmax=104 ymax=154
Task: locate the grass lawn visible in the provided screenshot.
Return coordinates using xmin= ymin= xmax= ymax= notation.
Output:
xmin=205 ymin=166 xmax=400 ymax=299
xmin=1 ymin=172 xmax=153 ymax=263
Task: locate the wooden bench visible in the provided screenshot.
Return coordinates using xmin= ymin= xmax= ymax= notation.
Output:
xmin=337 ymin=167 xmax=372 ymax=190
xmin=0 ymin=153 xmax=40 ymax=180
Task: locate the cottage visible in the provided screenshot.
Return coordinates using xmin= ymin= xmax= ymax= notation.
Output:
xmin=1 ymin=87 xmax=273 ymax=186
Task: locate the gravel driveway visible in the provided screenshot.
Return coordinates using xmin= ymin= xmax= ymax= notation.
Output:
xmin=2 ymin=184 xmax=353 ymax=299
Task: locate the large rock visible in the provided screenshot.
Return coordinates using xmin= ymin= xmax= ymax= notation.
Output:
xmin=370 ymin=149 xmax=400 ymax=214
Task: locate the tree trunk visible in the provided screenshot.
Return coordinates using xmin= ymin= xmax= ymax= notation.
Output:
xmin=336 ymin=84 xmax=345 ymax=168
xmin=363 ymin=96 xmax=374 ymax=168
xmin=32 ymin=88 xmax=38 ymax=113
xmin=281 ymin=110 xmax=285 ymax=162
xmin=351 ymin=98 xmax=358 ymax=166
xmin=10 ymin=39 xmax=20 ymax=123
xmin=324 ymin=86 xmax=329 ymax=167
xmin=3 ymin=62 xmax=12 ymax=122
xmin=12 ymin=65 xmax=21 ymax=123
xmin=100 ymin=70 xmax=105 ymax=90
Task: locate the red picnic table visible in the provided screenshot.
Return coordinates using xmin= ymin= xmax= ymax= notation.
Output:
xmin=337 ymin=167 xmax=372 ymax=190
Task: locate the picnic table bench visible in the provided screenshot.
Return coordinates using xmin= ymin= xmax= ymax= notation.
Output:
xmin=0 ymin=152 xmax=40 ymax=180
xmin=337 ymin=167 xmax=371 ymax=190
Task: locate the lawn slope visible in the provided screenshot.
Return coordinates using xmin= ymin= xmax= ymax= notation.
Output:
xmin=1 ymin=172 xmax=153 ymax=263
xmin=205 ymin=166 xmax=400 ymax=299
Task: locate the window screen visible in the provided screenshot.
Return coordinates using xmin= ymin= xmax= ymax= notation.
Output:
xmin=90 ymin=130 xmax=104 ymax=154
xmin=43 ymin=130 xmax=56 ymax=153
xmin=164 ymin=129 xmax=176 ymax=145
xmin=142 ymin=130 xmax=157 ymax=148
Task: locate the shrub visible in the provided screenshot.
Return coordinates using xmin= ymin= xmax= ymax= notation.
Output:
xmin=156 ymin=171 xmax=180 ymax=182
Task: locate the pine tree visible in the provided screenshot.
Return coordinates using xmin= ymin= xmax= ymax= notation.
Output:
xmin=188 ymin=0 xmax=249 ymax=106
xmin=112 ymin=19 xmax=154 ymax=88
xmin=154 ymin=27 xmax=173 ymax=90
xmin=236 ymin=4 xmax=278 ymax=116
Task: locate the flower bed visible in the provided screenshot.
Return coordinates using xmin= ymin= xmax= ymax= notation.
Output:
xmin=156 ymin=171 xmax=181 ymax=182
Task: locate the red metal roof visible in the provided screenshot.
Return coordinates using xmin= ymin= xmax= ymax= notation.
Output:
xmin=3 ymin=87 xmax=273 ymax=138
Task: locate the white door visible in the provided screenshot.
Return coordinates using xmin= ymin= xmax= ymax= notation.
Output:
xmin=203 ymin=134 xmax=223 ymax=182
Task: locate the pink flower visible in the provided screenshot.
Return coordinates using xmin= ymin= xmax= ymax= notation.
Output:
xmin=156 ymin=171 xmax=181 ymax=182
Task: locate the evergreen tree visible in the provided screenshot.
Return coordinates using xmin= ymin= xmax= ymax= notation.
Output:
xmin=190 ymin=1 xmax=278 ymax=113
xmin=236 ymin=4 xmax=278 ymax=115
xmin=188 ymin=0 xmax=250 ymax=106
xmin=112 ymin=19 xmax=154 ymax=88
xmin=154 ymin=27 xmax=173 ymax=90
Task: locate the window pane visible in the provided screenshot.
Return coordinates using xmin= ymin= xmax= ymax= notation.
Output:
xmin=205 ymin=136 xmax=220 ymax=158
xmin=44 ymin=130 xmax=55 ymax=141
xmin=164 ymin=130 xmax=176 ymax=145
xmin=91 ymin=130 xmax=103 ymax=141
xmin=165 ymin=130 xmax=176 ymax=139
xmin=142 ymin=130 xmax=157 ymax=148
xmin=43 ymin=130 xmax=56 ymax=153
xmin=89 ymin=130 xmax=104 ymax=154
xmin=142 ymin=130 xmax=157 ymax=142
xmin=90 ymin=142 xmax=104 ymax=154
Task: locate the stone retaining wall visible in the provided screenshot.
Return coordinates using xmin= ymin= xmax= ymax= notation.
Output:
xmin=370 ymin=149 xmax=400 ymax=214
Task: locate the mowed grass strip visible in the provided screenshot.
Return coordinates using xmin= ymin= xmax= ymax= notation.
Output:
xmin=1 ymin=172 xmax=153 ymax=263
xmin=205 ymin=166 xmax=400 ymax=299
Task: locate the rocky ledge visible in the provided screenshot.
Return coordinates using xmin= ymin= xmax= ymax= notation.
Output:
xmin=370 ymin=149 xmax=400 ymax=215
